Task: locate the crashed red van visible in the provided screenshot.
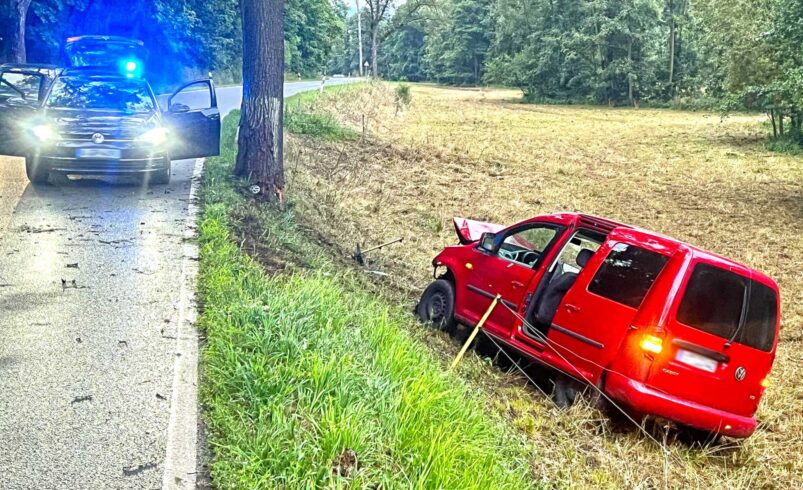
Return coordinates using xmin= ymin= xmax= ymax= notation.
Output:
xmin=418 ymin=213 xmax=780 ymax=438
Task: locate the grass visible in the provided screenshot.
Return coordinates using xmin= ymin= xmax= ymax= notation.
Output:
xmin=198 ymin=110 xmax=537 ymax=488
xmin=280 ymin=83 xmax=803 ymax=489
xmin=284 ymin=86 xmax=361 ymax=141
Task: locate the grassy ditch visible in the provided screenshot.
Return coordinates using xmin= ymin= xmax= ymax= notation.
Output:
xmin=276 ymin=82 xmax=803 ymax=489
xmin=198 ymin=110 xmax=536 ymax=488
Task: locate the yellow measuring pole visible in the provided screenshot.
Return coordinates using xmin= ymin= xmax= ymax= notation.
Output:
xmin=450 ymin=294 xmax=500 ymax=370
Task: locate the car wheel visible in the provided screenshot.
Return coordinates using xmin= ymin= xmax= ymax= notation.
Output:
xmin=552 ymin=374 xmax=581 ymax=408
xmin=150 ymin=159 xmax=171 ymax=185
xmin=416 ymin=279 xmax=457 ymax=332
xmin=25 ymin=156 xmax=49 ymax=185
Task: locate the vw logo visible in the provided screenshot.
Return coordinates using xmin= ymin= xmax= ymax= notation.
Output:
xmin=735 ymin=367 xmax=747 ymax=382
xmin=91 ymin=133 xmax=105 ymax=144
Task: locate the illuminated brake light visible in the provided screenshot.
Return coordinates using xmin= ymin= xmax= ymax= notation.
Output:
xmin=640 ymin=334 xmax=663 ymax=355
xmin=761 ymin=377 xmax=770 ymax=389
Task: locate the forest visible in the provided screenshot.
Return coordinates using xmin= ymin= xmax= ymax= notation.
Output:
xmin=0 ymin=0 xmax=801 ymax=142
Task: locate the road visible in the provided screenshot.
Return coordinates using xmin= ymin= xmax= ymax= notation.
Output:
xmin=0 ymin=78 xmax=360 ymax=489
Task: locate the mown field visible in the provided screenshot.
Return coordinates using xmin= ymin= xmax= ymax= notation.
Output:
xmin=280 ymin=83 xmax=803 ymax=489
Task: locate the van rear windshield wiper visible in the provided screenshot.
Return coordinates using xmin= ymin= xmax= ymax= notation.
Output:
xmin=725 ymin=280 xmax=752 ymax=348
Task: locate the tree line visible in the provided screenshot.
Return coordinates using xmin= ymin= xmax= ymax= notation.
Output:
xmin=0 ymin=0 xmax=348 ymax=86
xmin=1 ymin=0 xmax=800 ymax=142
xmin=373 ymin=0 xmax=801 ymax=142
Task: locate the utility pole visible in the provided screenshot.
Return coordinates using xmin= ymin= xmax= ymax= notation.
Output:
xmin=356 ymin=0 xmax=364 ymax=76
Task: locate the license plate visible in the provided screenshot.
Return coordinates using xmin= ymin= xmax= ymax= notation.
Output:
xmin=76 ymin=148 xmax=121 ymax=159
xmin=676 ymin=349 xmax=718 ymax=373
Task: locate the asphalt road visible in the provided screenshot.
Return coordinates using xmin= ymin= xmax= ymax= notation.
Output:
xmin=0 ymin=78 xmax=360 ymax=489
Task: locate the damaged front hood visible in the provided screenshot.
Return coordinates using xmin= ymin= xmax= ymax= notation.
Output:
xmin=453 ymin=217 xmax=504 ymax=245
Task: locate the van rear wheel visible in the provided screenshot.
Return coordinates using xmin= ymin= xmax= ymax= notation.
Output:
xmin=417 ymin=279 xmax=456 ymax=333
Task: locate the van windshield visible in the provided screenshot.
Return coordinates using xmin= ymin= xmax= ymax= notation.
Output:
xmin=676 ymin=263 xmax=777 ymax=352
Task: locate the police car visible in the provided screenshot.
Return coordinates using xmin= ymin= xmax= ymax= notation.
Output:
xmin=0 ymin=36 xmax=221 ymax=185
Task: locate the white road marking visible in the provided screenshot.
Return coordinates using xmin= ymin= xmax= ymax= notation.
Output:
xmin=161 ymin=157 xmax=203 ymax=489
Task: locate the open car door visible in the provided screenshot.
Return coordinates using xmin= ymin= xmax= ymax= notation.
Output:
xmin=163 ymin=80 xmax=221 ymax=161
xmin=0 ymin=65 xmax=53 ymax=157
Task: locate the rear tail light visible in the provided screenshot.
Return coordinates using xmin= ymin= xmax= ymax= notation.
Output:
xmin=640 ymin=334 xmax=664 ymax=355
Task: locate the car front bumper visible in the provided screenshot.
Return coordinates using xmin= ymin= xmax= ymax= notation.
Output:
xmin=33 ymin=141 xmax=168 ymax=174
xmin=604 ymin=371 xmax=757 ymax=438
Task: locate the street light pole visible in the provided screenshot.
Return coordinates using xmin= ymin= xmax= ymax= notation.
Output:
xmin=356 ymin=0 xmax=364 ymax=77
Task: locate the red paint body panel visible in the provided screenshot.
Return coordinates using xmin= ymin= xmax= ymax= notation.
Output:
xmin=432 ymin=212 xmax=782 ymax=438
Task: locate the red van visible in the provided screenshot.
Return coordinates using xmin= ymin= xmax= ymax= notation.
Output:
xmin=418 ymin=213 xmax=781 ymax=438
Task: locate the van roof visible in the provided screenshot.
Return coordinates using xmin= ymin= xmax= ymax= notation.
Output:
xmin=550 ymin=212 xmax=778 ymax=290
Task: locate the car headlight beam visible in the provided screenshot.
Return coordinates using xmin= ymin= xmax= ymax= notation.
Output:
xmin=30 ymin=124 xmax=60 ymax=142
xmin=137 ymin=127 xmax=169 ymax=146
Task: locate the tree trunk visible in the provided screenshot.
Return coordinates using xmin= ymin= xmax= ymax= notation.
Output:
xmin=779 ymin=113 xmax=784 ymax=137
xmin=371 ymin=28 xmax=379 ymax=77
xmin=356 ymin=0 xmax=364 ymax=76
xmin=769 ymin=110 xmax=777 ymax=138
xmin=0 ymin=0 xmax=31 ymax=63
xmin=627 ymin=39 xmax=634 ymax=107
xmin=668 ymin=0 xmax=676 ymax=94
xmin=235 ymin=0 xmax=285 ymax=204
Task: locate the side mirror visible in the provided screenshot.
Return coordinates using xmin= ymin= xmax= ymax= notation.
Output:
xmin=478 ymin=232 xmax=497 ymax=253
xmin=169 ymin=103 xmax=190 ymax=113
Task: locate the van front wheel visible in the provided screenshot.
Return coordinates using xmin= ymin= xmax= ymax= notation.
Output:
xmin=417 ymin=279 xmax=457 ymax=333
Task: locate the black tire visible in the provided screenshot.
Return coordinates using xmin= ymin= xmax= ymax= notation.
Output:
xmin=552 ymin=373 xmax=581 ymax=409
xmin=25 ymin=156 xmax=49 ymax=184
xmin=416 ymin=279 xmax=457 ymax=332
xmin=149 ymin=159 xmax=171 ymax=185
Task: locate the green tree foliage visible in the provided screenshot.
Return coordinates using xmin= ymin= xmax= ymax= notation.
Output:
xmin=21 ymin=0 xmax=346 ymax=85
xmin=285 ymin=0 xmax=347 ymax=77
xmin=373 ymin=0 xmax=802 ymax=127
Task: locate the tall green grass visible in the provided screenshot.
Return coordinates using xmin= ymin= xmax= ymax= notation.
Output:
xmin=284 ymin=85 xmax=359 ymax=141
xmin=198 ymin=112 xmax=537 ymax=488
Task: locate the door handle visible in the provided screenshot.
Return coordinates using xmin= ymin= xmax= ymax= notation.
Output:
xmin=511 ymin=280 xmax=525 ymax=289
xmin=564 ymin=304 xmax=580 ymax=313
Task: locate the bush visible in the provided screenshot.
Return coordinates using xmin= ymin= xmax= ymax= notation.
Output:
xmin=395 ymin=84 xmax=412 ymax=112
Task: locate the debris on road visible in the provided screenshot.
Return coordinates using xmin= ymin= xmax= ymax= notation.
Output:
xmin=122 ymin=461 xmax=157 ymax=477
xmin=70 ymin=395 xmax=93 ymax=405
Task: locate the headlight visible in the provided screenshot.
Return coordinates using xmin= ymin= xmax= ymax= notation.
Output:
xmin=137 ymin=127 xmax=169 ymax=146
xmin=30 ymin=124 xmax=60 ymax=142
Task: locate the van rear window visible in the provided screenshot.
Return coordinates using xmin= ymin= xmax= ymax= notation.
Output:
xmin=676 ymin=264 xmax=777 ymax=352
xmin=588 ymin=243 xmax=669 ymax=308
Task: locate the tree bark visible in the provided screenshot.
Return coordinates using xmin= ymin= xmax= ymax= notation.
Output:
xmin=769 ymin=110 xmax=777 ymax=138
xmin=0 ymin=0 xmax=31 ymax=63
xmin=235 ymin=0 xmax=285 ymax=203
xmin=371 ymin=27 xmax=379 ymax=77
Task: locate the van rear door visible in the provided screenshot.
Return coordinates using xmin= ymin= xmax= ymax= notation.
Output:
xmin=646 ymin=260 xmax=779 ymax=417
xmin=547 ymin=229 xmax=674 ymax=384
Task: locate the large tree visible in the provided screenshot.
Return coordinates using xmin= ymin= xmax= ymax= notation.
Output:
xmin=235 ymin=0 xmax=286 ymax=204
xmin=0 ymin=0 xmax=32 ymax=62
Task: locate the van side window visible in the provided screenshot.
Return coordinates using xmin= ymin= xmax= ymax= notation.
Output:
xmin=588 ymin=243 xmax=669 ymax=308
xmin=677 ymin=264 xmax=777 ymax=352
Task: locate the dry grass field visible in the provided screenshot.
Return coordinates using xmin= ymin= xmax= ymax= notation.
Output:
xmin=284 ymin=83 xmax=803 ymax=489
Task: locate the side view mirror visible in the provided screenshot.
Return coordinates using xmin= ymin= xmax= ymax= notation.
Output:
xmin=479 ymin=232 xmax=497 ymax=253
xmin=169 ymin=103 xmax=190 ymax=113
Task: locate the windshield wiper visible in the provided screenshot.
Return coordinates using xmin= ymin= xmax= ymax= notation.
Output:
xmin=725 ymin=281 xmax=752 ymax=348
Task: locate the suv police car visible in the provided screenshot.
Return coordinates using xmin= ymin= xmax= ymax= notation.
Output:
xmin=0 ymin=36 xmax=220 ymax=185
